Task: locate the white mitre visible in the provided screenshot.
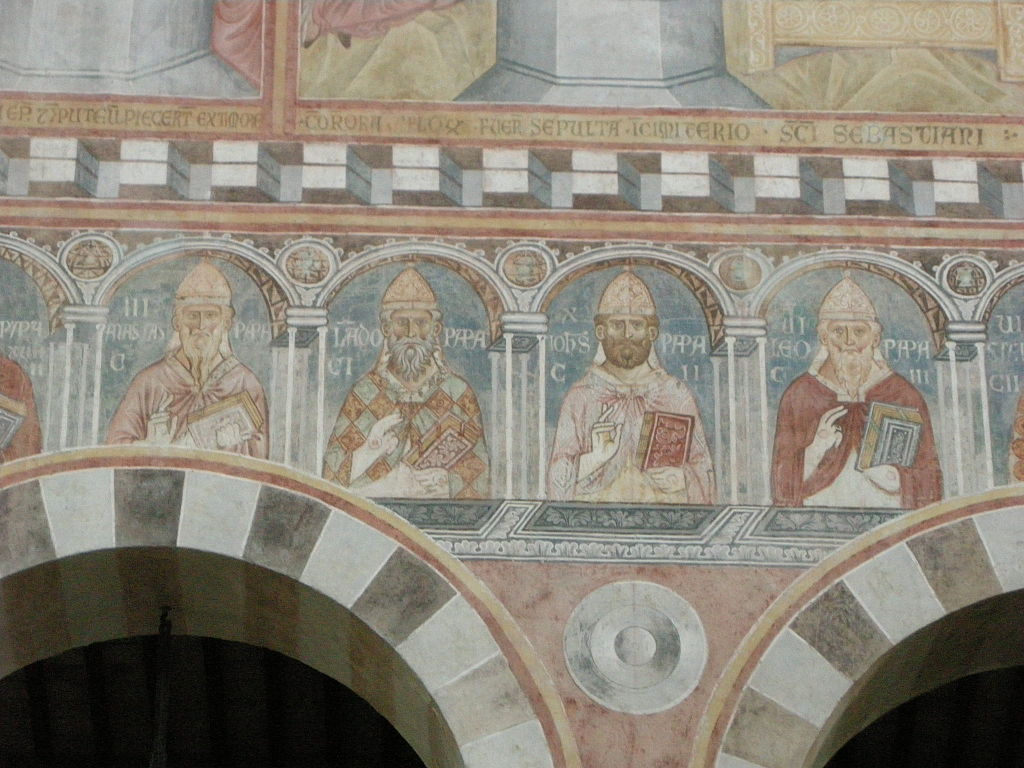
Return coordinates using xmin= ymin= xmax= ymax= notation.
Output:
xmin=593 ymin=270 xmax=662 ymax=368
xmin=818 ymin=274 xmax=878 ymax=323
xmin=169 ymin=261 xmax=234 ymax=355
xmin=175 ymin=261 xmax=233 ymax=308
xmin=381 ymin=267 xmax=438 ymax=314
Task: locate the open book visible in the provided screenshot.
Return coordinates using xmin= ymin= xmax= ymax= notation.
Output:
xmin=636 ymin=411 xmax=694 ymax=471
xmin=0 ymin=392 xmax=26 ymax=453
xmin=186 ymin=392 xmax=264 ymax=452
xmin=405 ymin=414 xmax=481 ymax=471
xmin=857 ymin=402 xmax=923 ymax=471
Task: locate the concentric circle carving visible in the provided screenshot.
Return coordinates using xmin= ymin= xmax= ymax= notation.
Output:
xmin=563 ymin=581 xmax=707 ymax=715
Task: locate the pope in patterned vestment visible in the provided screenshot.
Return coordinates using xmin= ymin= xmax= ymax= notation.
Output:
xmin=0 ymin=354 xmax=42 ymax=463
xmin=771 ymin=275 xmax=942 ymax=509
xmin=322 ymin=268 xmax=489 ymax=499
xmin=547 ymin=271 xmax=715 ymax=504
xmin=107 ymin=262 xmax=269 ymax=458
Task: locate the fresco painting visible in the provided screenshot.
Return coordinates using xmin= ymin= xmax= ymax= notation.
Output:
xmin=0 ymin=241 xmax=1012 ymax=518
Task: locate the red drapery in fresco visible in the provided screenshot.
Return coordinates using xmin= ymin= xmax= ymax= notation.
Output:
xmin=211 ymin=0 xmax=265 ymax=89
xmin=303 ymin=0 xmax=462 ymax=43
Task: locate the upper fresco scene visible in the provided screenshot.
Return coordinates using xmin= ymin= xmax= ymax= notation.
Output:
xmin=0 ymin=0 xmax=262 ymax=97
xmin=296 ymin=0 xmax=1024 ymax=114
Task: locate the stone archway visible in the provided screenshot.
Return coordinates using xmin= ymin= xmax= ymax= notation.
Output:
xmin=695 ymin=487 xmax=1024 ymax=768
xmin=0 ymin=448 xmax=578 ymax=768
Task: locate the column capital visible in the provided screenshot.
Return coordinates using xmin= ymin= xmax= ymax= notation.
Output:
xmin=60 ymin=305 xmax=110 ymax=325
xmin=501 ymin=312 xmax=548 ymax=336
xmin=285 ymin=306 xmax=329 ymax=329
xmin=722 ymin=316 xmax=767 ymax=338
xmin=944 ymin=321 xmax=987 ymax=343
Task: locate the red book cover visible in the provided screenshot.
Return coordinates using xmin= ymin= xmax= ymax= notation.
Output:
xmin=636 ymin=411 xmax=694 ymax=471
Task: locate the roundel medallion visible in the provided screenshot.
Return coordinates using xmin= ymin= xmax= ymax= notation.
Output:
xmin=563 ymin=581 xmax=707 ymax=715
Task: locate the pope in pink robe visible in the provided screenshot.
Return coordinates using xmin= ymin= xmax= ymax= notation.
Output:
xmin=107 ymin=263 xmax=269 ymax=459
xmin=547 ymin=272 xmax=715 ymax=504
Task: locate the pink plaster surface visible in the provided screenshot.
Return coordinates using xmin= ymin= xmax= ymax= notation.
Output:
xmin=468 ymin=561 xmax=800 ymax=768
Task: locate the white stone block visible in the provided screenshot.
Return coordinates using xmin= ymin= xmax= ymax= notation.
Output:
xmin=748 ymin=628 xmax=850 ymax=728
xmin=303 ymin=143 xmax=349 ymax=164
xmin=398 ymin=595 xmax=501 ymax=693
xmin=177 ymin=473 xmax=261 ymax=558
xmin=120 ymin=161 xmax=168 ymax=186
xmin=932 ymin=159 xmax=978 ymax=182
xmin=39 ymin=469 xmax=116 ymax=557
xmin=663 ymin=173 xmax=711 ymax=196
xmin=212 ymin=141 xmax=259 ymax=163
xmin=754 ymin=177 xmax=801 ymax=198
xmin=302 ymin=165 xmax=347 ymax=188
xmin=933 ymin=181 xmax=979 ymax=204
xmin=483 ymin=149 xmax=530 ymax=168
xmin=30 ymin=138 xmax=78 ymax=158
xmin=300 ymin=512 xmax=397 ymax=607
xmin=843 ymin=543 xmax=946 ymax=643
xmin=754 ymin=155 xmax=799 ymax=177
xmin=211 ymin=163 xmax=258 ymax=187
xmin=121 ymin=140 xmax=169 ymax=161
xmin=484 ymin=169 xmax=530 ymax=193
xmin=843 ymin=158 xmax=890 ymax=178
xmin=572 ymin=171 xmax=617 ymax=195
xmin=392 ymin=167 xmax=441 ymax=190
xmin=976 ymin=506 xmax=1024 ymax=592
xmin=28 ymin=158 xmax=76 ymax=182
xmin=393 ymin=145 xmax=439 ymax=167
xmin=662 ymin=152 xmax=708 ymax=173
xmin=844 ymin=178 xmax=890 ymax=200
xmin=573 ymin=150 xmax=617 ymax=171
xmin=462 ymin=720 xmax=554 ymax=768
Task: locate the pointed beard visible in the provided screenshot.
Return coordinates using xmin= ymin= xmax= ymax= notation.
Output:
xmin=386 ymin=338 xmax=435 ymax=382
xmin=182 ymin=334 xmax=222 ymax=385
xmin=831 ymin=346 xmax=874 ymax=395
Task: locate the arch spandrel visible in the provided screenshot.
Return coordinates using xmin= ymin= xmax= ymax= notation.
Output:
xmin=320 ymin=243 xmax=513 ymax=343
xmin=695 ymin=486 xmax=1024 ymax=768
xmin=94 ymin=239 xmax=297 ymax=338
xmin=533 ymin=247 xmax=733 ymax=349
xmin=750 ymin=251 xmax=957 ymax=353
xmin=0 ymin=448 xmax=578 ymax=768
xmin=0 ymin=235 xmax=82 ymax=332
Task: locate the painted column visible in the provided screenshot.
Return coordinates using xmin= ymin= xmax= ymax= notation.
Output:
xmin=273 ymin=308 xmax=328 ymax=472
xmin=718 ymin=317 xmax=770 ymax=505
xmin=944 ymin=322 xmax=992 ymax=495
xmin=57 ymin=305 xmax=110 ymax=448
xmin=500 ymin=313 xmax=549 ymax=499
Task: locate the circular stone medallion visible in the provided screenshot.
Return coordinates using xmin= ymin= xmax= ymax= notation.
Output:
xmin=65 ymin=237 xmax=115 ymax=280
xmin=718 ymin=252 xmax=763 ymax=292
xmin=284 ymin=245 xmax=332 ymax=285
xmin=501 ymin=247 xmax=549 ymax=288
xmin=945 ymin=260 xmax=987 ymax=297
xmin=564 ymin=581 xmax=707 ymax=714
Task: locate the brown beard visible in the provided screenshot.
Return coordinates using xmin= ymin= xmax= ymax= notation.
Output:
xmin=602 ymin=336 xmax=651 ymax=369
xmin=386 ymin=338 xmax=435 ymax=382
xmin=182 ymin=332 xmax=222 ymax=386
xmin=830 ymin=345 xmax=875 ymax=395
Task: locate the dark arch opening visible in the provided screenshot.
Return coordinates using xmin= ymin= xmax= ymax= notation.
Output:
xmin=825 ymin=665 xmax=1024 ymax=768
xmin=0 ymin=635 xmax=427 ymax=768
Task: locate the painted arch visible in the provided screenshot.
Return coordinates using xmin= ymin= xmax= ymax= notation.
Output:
xmin=695 ymin=486 xmax=1024 ymax=768
xmin=0 ymin=448 xmax=578 ymax=768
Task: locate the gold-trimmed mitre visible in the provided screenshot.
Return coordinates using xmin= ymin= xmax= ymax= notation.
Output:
xmin=597 ymin=270 xmax=657 ymax=316
xmin=381 ymin=268 xmax=438 ymax=313
xmin=175 ymin=261 xmax=233 ymax=308
xmin=818 ymin=275 xmax=877 ymax=323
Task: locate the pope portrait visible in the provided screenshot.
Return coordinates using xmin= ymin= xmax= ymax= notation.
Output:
xmin=546 ymin=270 xmax=715 ymax=504
xmin=106 ymin=262 xmax=269 ymax=458
xmin=771 ymin=274 xmax=942 ymax=508
xmin=0 ymin=353 xmax=42 ymax=463
xmin=322 ymin=268 xmax=489 ymax=499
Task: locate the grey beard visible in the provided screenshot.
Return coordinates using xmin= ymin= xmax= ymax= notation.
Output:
xmin=387 ymin=339 xmax=435 ymax=382
xmin=182 ymin=336 xmax=222 ymax=385
xmin=832 ymin=348 xmax=873 ymax=395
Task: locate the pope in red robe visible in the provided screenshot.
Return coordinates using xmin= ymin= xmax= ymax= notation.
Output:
xmin=0 ymin=355 xmax=42 ymax=463
xmin=772 ymin=276 xmax=942 ymax=509
xmin=107 ymin=263 xmax=269 ymax=459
